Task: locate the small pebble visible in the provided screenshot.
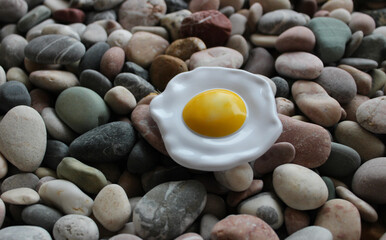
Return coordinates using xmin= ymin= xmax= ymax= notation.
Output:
xmin=226 ymin=179 xmax=264 ymax=207
xmin=356 ymin=96 xmax=386 ymax=134
xmin=275 ymin=52 xmax=323 ymax=80
xmin=188 ymin=47 xmax=243 ymax=70
xmin=254 ymin=142 xmax=295 ymax=175
xmin=160 ymin=10 xmax=191 ymax=41
xmin=349 ymin=12 xmax=376 ymax=36
xmin=345 ymin=30 xmax=364 ymax=57
xmin=104 ymin=86 xmax=137 ymax=115
xmin=29 ymin=70 xmax=80 ymax=93
xmin=214 ymin=163 xmax=254 ymax=192
xmin=1 ymin=188 xmax=40 ymax=205
xmin=329 ymin=8 xmax=351 ymax=23
xmin=258 ymin=9 xmax=309 ymax=35
xmin=6 ymin=67 xmax=31 ymax=90
xmin=1 ymin=173 xmax=39 ymax=193
xmin=0 ymin=34 xmax=28 ymax=70
xmin=107 ymin=29 xmax=132 ymax=48
xmin=244 ymin=47 xmax=275 ymax=77
xmin=275 ymin=97 xmax=295 ymax=116
xmin=0 ymin=81 xmax=31 ymax=114
xmin=53 ymin=214 xmax=99 ymax=240
xmin=17 ymin=5 xmax=51 ymax=33
xmin=275 ymin=26 xmax=315 ymax=52
xmin=21 ymin=204 xmax=63 ymax=231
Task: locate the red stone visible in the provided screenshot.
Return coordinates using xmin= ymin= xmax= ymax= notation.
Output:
xmin=180 ymin=10 xmax=231 ymax=48
xmin=53 ymin=8 xmax=86 ymax=24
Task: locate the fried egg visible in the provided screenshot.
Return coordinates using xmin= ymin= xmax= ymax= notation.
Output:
xmin=150 ymin=67 xmax=282 ymax=171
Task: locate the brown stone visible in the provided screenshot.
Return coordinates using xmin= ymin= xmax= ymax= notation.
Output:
xmin=341 ymin=94 xmax=369 ymax=122
xmin=254 ymin=142 xmax=295 ymax=175
xmin=275 ymin=26 xmax=316 ymax=53
xmin=356 ymin=96 xmax=386 ymax=134
xmin=117 ymin=170 xmax=144 ymax=198
xmin=150 ymin=55 xmax=188 ymax=91
xmin=226 ymin=179 xmax=264 ymax=207
xmin=165 ymin=37 xmax=206 ymax=61
xmin=284 ymin=207 xmax=310 ymax=235
xmin=275 ymin=52 xmax=323 ymax=80
xmin=100 ymin=46 xmax=125 ymax=80
xmin=243 ymin=47 xmax=275 ymax=77
xmin=188 ymin=0 xmax=219 ymax=12
xmin=52 ymin=8 xmax=86 ymax=24
xmin=338 ymin=64 xmax=372 ymax=96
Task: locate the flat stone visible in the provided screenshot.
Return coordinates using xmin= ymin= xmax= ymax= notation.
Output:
xmin=315 ymin=199 xmax=361 ymax=240
xmin=341 ymin=94 xmax=370 ymax=122
xmin=1 ymin=173 xmax=39 ymax=193
xmin=93 ymin=184 xmax=131 ymax=231
xmin=29 ymin=70 xmax=79 ymax=93
xmin=244 ymin=47 xmax=275 ymax=77
xmin=0 ymin=106 xmax=46 ymax=172
xmin=57 ymin=157 xmax=108 ymax=194
xmin=188 ymin=47 xmax=243 ymax=70
xmin=321 ymin=0 xmax=353 ymax=12
xmin=211 ymin=214 xmax=279 ymax=240
xmin=41 ymin=24 xmax=80 ymax=40
xmin=356 ymin=96 xmax=386 ymax=134
xmin=53 ymin=214 xmax=99 ymax=240
xmin=166 ymin=37 xmax=206 ymax=61
xmin=133 ymin=180 xmax=207 ymax=239
xmin=0 ymin=81 xmax=31 ymax=114
xmin=38 ymin=179 xmax=94 ymax=215
xmin=189 ymin=0 xmax=219 ymax=12
xmin=17 ymin=5 xmax=51 ymax=33
xmin=250 ymin=33 xmax=278 ymax=48
xmin=292 ymin=80 xmax=342 ymax=127
xmin=273 ymin=163 xmax=328 ymax=210
xmin=87 ymin=10 xmax=116 ymax=24
xmin=79 ymin=42 xmax=110 ymax=72
xmin=0 ymin=34 xmax=28 ymax=70
xmin=254 ymin=142 xmax=295 ymax=175
xmin=104 ymin=86 xmax=137 ymax=115
xmin=285 ymin=226 xmax=333 ymax=240
xmin=94 ymin=0 xmax=124 ymax=10
xmin=250 ymin=0 xmax=290 ymax=13
xmin=25 ymin=34 xmax=86 ymax=65
xmin=150 ymin=55 xmax=188 ymax=91
xmin=25 ymin=18 xmax=55 ymax=41
xmin=6 ymin=67 xmax=32 ymax=90
xmin=275 ymin=52 xmax=323 ymax=79
xmin=114 ymin=73 xmax=155 ymax=102
xmin=0 ymin=226 xmax=52 ymax=240
xmin=42 ymin=140 xmax=69 ymax=170
xmin=247 ymin=3 xmax=263 ymax=32
xmin=1 ymin=188 xmax=40 ymax=205
xmin=329 ymin=8 xmax=351 ymax=23
xmin=55 ymin=86 xmax=110 ymax=134
xmin=0 ymin=0 xmax=28 ymax=23
xmin=214 ymin=163 xmax=253 ymax=192
xmin=21 ymin=204 xmax=63 ymax=231
xmin=338 ymin=64 xmax=371 ymax=96
xmin=42 ymin=107 xmax=78 ymax=144
xmin=258 ymin=9 xmax=309 ymax=35
xmin=131 ymin=26 xmax=169 ymax=40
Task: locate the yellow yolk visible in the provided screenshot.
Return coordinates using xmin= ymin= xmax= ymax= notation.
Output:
xmin=182 ymin=89 xmax=247 ymax=137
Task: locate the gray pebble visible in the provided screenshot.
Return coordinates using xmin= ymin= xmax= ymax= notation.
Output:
xmin=271 ymin=76 xmax=289 ymax=98
xmin=17 ymin=5 xmax=51 ymax=33
xmin=21 ymin=204 xmax=63 ymax=231
xmin=79 ymin=69 xmax=112 ymax=97
xmin=0 ymin=226 xmax=52 ymax=240
xmin=42 ymin=140 xmax=69 ymax=170
xmin=79 ymin=41 xmax=110 ymax=72
xmin=285 ymin=226 xmax=333 ymax=240
xmin=114 ymin=73 xmax=155 ymax=101
xmin=0 ymin=24 xmax=18 ymax=42
xmin=1 ymin=173 xmax=39 ymax=193
xmin=0 ymin=81 xmax=31 ymax=114
xmin=81 ymin=23 xmax=107 ymax=47
xmin=86 ymin=10 xmax=117 ymax=24
xmin=122 ymin=62 xmax=149 ymax=81
xmin=0 ymin=0 xmax=28 ymax=23
xmin=0 ymin=34 xmax=28 ymax=70
xmin=339 ymin=58 xmax=378 ymax=71
xmin=53 ymin=214 xmax=99 ymax=240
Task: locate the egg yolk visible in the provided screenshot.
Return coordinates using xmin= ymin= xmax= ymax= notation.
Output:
xmin=182 ymin=89 xmax=247 ymax=137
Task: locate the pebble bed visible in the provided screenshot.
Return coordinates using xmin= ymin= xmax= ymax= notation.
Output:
xmin=0 ymin=0 xmax=385 ymax=239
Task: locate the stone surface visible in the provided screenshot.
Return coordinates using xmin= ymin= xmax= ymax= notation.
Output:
xmin=114 ymin=73 xmax=155 ymax=101
xmin=244 ymin=47 xmax=275 ymax=77
xmin=21 ymin=204 xmax=63 ymax=231
xmin=122 ymin=62 xmax=149 ymax=81
xmin=254 ymin=142 xmax=295 ymax=175
xmin=53 ymin=8 xmax=86 ymax=24
xmin=79 ymin=69 xmax=112 ymax=97
xmin=273 ymin=163 xmax=328 ymax=210
xmin=315 ymin=199 xmax=361 ymax=240
xmin=69 ymin=121 xmax=136 ymax=163
xmin=104 ymin=86 xmax=137 ymax=115
xmin=0 ymin=34 xmax=28 ymax=71
xmin=0 ymin=0 xmax=28 ymax=23
xmin=29 ymin=70 xmax=79 ymax=93
xmin=81 ymin=23 xmax=108 ymax=47
xmin=258 ymin=9 xmax=309 ymax=35
xmin=1 ymin=187 xmax=40 ymax=205
xmin=341 ymin=94 xmax=370 ymax=121
xmin=1 ymin=173 xmax=39 ymax=193
xmin=308 ymin=17 xmax=352 ymax=63
xmin=211 ymin=214 xmax=279 ymax=240
xmin=150 ymin=55 xmax=188 ymax=91
xmin=349 ymin=12 xmax=376 ymax=36
xmin=0 ymin=226 xmax=52 ymax=240
xmin=107 ymin=29 xmax=133 ymax=48
xmin=42 ymin=107 xmax=78 ymax=144
xmin=275 ymin=52 xmax=323 ymax=79
xmin=160 ymin=9 xmax=191 ymax=40
xmin=339 ymin=57 xmax=378 ymax=71
xmin=25 ymin=34 xmax=86 ymax=65
xmin=42 ymin=140 xmax=69 ymax=170
xmin=127 ymin=139 xmax=160 ymax=174
xmin=284 ymin=207 xmax=310 ymax=235
xmin=17 ymin=5 xmax=51 ymax=33
xmin=329 ymin=8 xmax=351 ymax=23
xmin=55 ymin=86 xmax=110 ymax=134
xmin=351 ymin=33 xmax=386 ymax=64
xmin=100 ymin=46 xmax=125 ymax=80
xmin=188 ymin=47 xmax=243 ymax=69
xmin=275 ymin=26 xmax=315 ymax=52
xmin=133 ymin=180 xmax=207 ymax=239
xmin=41 ymin=24 xmax=81 ymax=40
xmin=345 ymin=30 xmax=364 ymax=57
xmin=321 ymin=0 xmax=353 ymax=12
xmin=165 ymin=37 xmax=206 ymax=61
xmin=352 ymin=157 xmax=386 ymax=204
xmin=79 ymin=42 xmax=110 ymax=72
xmin=292 ymin=80 xmax=342 ymax=127
xmin=180 ymin=10 xmax=232 ymax=47
xmin=356 ymin=96 xmax=386 ymax=134
xmin=0 ymin=106 xmax=46 ymax=172
xmin=0 ymin=81 xmax=31 ymax=114
xmin=214 ymin=163 xmax=253 ymax=192
xmin=53 ymin=214 xmax=99 ymax=240
xmin=6 ymin=67 xmax=32 ymax=90
xmin=285 ymin=226 xmax=333 ymax=240
xmin=38 ymin=179 xmax=94 ymax=215
xmin=338 ymin=64 xmax=372 ymax=96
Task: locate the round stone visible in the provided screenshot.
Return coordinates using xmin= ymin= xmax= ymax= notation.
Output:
xmin=114 ymin=73 xmax=156 ymax=101
xmin=53 ymin=214 xmax=99 ymax=240
xmin=356 ymin=96 xmax=386 ymax=134
xmin=79 ymin=42 xmax=110 ymax=72
xmin=214 ymin=163 xmax=253 ymax=191
xmin=1 ymin=188 xmax=40 ymax=205
xmin=17 ymin=5 xmax=51 ymax=33
xmin=286 ymin=226 xmax=333 ymax=240
xmin=52 ymin=8 xmax=86 ymax=24
xmin=329 ymin=8 xmax=351 ymax=23
xmin=0 ymin=226 xmax=52 ymax=240
xmin=244 ymin=47 xmax=275 ymax=77
xmin=104 ymin=86 xmax=137 ymax=115
xmin=79 ymin=69 xmax=112 ymax=97
xmin=107 ymin=29 xmax=133 ymax=48
xmin=0 ymin=0 xmax=28 ymax=23
xmin=100 ymin=46 xmax=125 ymax=80
xmin=41 ymin=107 xmax=78 ymax=144
xmin=0 ymin=34 xmax=28 ymax=70
xmin=275 ymin=26 xmax=315 ymax=52
xmin=250 ymin=0 xmax=290 ymax=13
xmin=188 ymin=47 xmax=243 ymax=70
xmin=1 ymin=173 xmax=39 ymax=193
xmin=254 ymin=142 xmax=295 ymax=175
xmin=275 ymin=52 xmax=323 ymax=79
xmin=29 ymin=70 xmax=79 ymax=93
xmin=349 ymin=12 xmax=376 ymax=36
xmin=0 ymin=81 xmax=31 ymax=114
xmin=21 ymin=204 xmax=63 ymax=231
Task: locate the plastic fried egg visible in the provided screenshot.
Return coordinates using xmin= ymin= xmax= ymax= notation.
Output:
xmin=150 ymin=67 xmax=282 ymax=171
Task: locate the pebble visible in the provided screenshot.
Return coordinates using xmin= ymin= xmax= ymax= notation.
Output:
xmin=25 ymin=34 xmax=86 ymax=65
xmin=104 ymin=86 xmax=137 ymax=115
xmin=30 ymin=88 xmax=53 ymax=114
xmin=127 ymin=139 xmax=160 ymax=174
xmin=38 ymin=179 xmax=94 ymax=215
xmin=276 ymin=97 xmax=295 ymax=116
xmin=254 ymin=142 xmax=295 ymax=175
xmin=125 ymin=31 xmax=169 ymax=68
xmin=79 ymin=41 xmax=110 ymax=72
xmin=341 ymin=94 xmax=369 ymax=121
xmin=44 ymin=0 xmax=69 ymax=11
xmin=247 ymin=3 xmax=263 ymax=33
xmin=336 ymin=186 xmax=378 ymax=222
xmin=100 ymin=46 xmax=125 ymax=80
xmin=93 ymin=184 xmax=131 ymax=231
xmin=0 ymin=226 xmax=52 ymax=240
xmin=273 ymin=163 xmax=328 ymax=210
xmin=329 ymin=8 xmax=351 ymax=23
xmin=114 ymin=73 xmax=155 ymax=101
xmin=1 ymin=173 xmax=39 ymax=193
xmin=0 ymin=154 xmax=8 ymax=180
xmin=42 ymin=140 xmax=68 ymax=170
xmin=321 ymin=0 xmax=353 ymax=12
xmin=315 ymin=66 xmax=357 ymax=104
xmin=202 ymin=194 xmax=227 ymax=219
xmin=87 ymin=10 xmax=116 ymax=24
xmin=55 ymin=86 xmax=110 ymax=134
xmin=275 ymin=52 xmax=323 ymax=79
xmin=271 ymin=77 xmax=289 ymax=98
xmin=344 ymin=31 xmax=364 ymax=57
xmin=0 ymin=66 xmax=5 ymax=85
xmin=308 ymin=17 xmax=352 ymax=63
xmin=29 ymin=70 xmax=80 ymax=93
xmin=165 ymin=37 xmax=206 ymax=61
xmin=214 ymin=163 xmax=254 ymax=192
xmin=133 ymin=180 xmax=207 ymax=239
xmin=57 ymin=157 xmax=108 ymax=194
xmin=200 ymin=214 xmax=218 ymax=239
xmin=131 ymin=26 xmax=169 ymax=41
xmin=0 ymin=81 xmax=31 ymax=114
xmin=0 ymin=34 xmax=28 ymax=70
xmin=339 ymin=57 xmax=378 ymax=71
xmin=188 ymin=47 xmax=243 ymax=70
xmin=161 ymin=10 xmax=191 ymax=40
xmin=42 ymin=107 xmax=78 ymax=144
xmin=21 ymin=204 xmax=63 ymax=231
xmin=118 ymin=0 xmax=167 ymax=31
xmin=6 ymin=67 xmax=31 ymax=90
xmin=250 ymin=34 xmax=278 ymax=48
xmin=244 ymin=47 xmax=275 ymax=77
xmin=284 ymin=207 xmax=310 ymax=235
xmin=315 ymin=199 xmax=361 ymax=240
xmin=69 ymin=121 xmax=136 ymax=163
xmin=250 ymin=0 xmax=291 ymax=13
xmin=338 ymin=64 xmax=371 ymax=95
xmin=258 ymin=9 xmax=309 ymax=35
xmin=0 ymin=0 xmax=28 ymax=23
xmin=322 ymin=176 xmax=336 ymax=200
xmin=41 ymin=24 xmax=81 ymax=40
xmin=285 ymin=226 xmax=333 ymax=240
xmin=335 ymin=120 xmax=385 ymax=161
xmin=17 ymin=5 xmax=51 ymax=33
xmin=189 ymin=0 xmax=219 ymax=12
xmin=351 ymin=33 xmax=386 ymax=64
xmin=79 ymin=69 xmax=112 ymax=97
xmin=119 ymin=172 xmax=144 ymax=198
xmin=349 ymin=12 xmax=376 ymax=36
xmin=356 ymin=96 xmax=385 ymax=134
xmin=276 ymin=114 xmax=331 ymax=168
xmin=374 ymin=26 xmax=386 ymax=37
xmin=150 ymin=55 xmax=188 ymax=91
xmin=164 ymin=0 xmax=189 ymax=13
xmin=369 ymin=69 xmax=386 ymax=97
xmin=0 ymin=106 xmax=46 ymax=172
xmin=229 ymin=13 xmax=247 ymax=35
xmin=226 ymin=35 xmax=249 ymax=64
xmin=1 ymin=187 xmax=40 ymax=205
xmin=81 ymin=23 xmax=108 ymax=47
xmin=275 ymin=26 xmax=316 ymax=52
xmin=226 ymin=179 xmax=263 ymax=207
xmin=109 ymin=234 xmax=143 ymax=240
xmin=52 ymin=8 xmax=86 ymax=24
xmin=238 ymin=192 xmax=283 ymax=229
xmin=141 ymin=166 xmax=192 ymax=192
xmin=94 ymin=0 xmax=123 ymax=10
xmin=211 ymin=214 xmax=279 ymax=240
xmin=122 ymin=62 xmax=149 ymax=81
xmin=53 ymin=214 xmax=99 ymax=240
xmin=292 ymin=80 xmax=342 ymax=127
xmin=107 ymin=29 xmax=132 ymax=48
xmin=352 ymin=157 xmax=386 ymax=204
xmin=25 ymin=18 xmax=55 ymax=41
xmin=180 ymin=10 xmax=232 ymax=47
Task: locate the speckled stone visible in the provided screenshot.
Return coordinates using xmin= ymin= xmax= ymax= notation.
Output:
xmin=133 ymin=180 xmax=207 ymax=239
xmin=258 ymin=9 xmax=309 ymax=35
xmin=21 ymin=204 xmax=63 ymax=231
xmin=114 ymin=73 xmax=156 ymax=101
xmin=160 ymin=10 xmax=192 ymax=41
xmin=0 ymin=34 xmax=28 ymax=70
xmin=53 ymin=214 xmax=99 ymax=240
xmin=69 ymin=121 xmax=136 ymax=163
xmin=276 ymin=26 xmax=315 ymax=53
xmin=275 ymin=52 xmax=323 ymax=79
xmin=0 ymin=226 xmax=52 ymax=240
xmin=0 ymin=81 xmax=31 ymax=114
xmin=25 ymin=34 xmax=86 ymax=65
xmin=17 ymin=5 xmax=51 ymax=33
xmin=100 ymin=46 xmax=125 ymax=80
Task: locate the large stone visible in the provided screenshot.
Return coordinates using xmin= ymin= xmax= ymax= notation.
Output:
xmin=356 ymin=96 xmax=386 ymax=134
xmin=0 ymin=106 xmax=46 ymax=172
xmin=275 ymin=52 xmax=323 ymax=79
xmin=0 ymin=226 xmax=52 ymax=240
xmin=69 ymin=121 xmax=136 ymax=163
xmin=0 ymin=34 xmax=28 ymax=70
xmin=53 ymin=214 xmax=99 ymax=240
xmin=133 ymin=180 xmax=207 ymax=239
xmin=0 ymin=0 xmax=28 ymax=23
xmin=258 ymin=9 xmax=309 ymax=35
